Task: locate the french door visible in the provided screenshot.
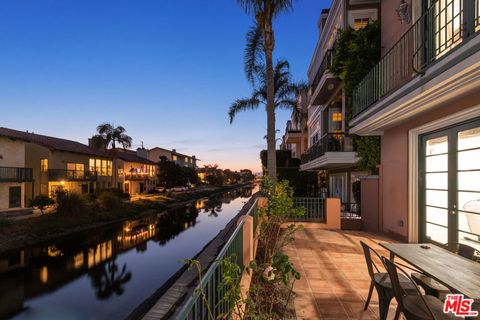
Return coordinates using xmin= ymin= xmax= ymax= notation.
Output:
xmin=420 ymin=119 xmax=480 ymax=246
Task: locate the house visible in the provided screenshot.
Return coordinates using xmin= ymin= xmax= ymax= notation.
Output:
xmin=296 ymin=0 xmax=379 ymax=205
xmin=148 ymin=147 xmax=198 ymax=168
xmin=281 ymin=91 xmax=309 ymax=160
xmin=349 ymin=0 xmax=480 ymax=246
xmin=0 ymin=127 xmax=114 ymax=211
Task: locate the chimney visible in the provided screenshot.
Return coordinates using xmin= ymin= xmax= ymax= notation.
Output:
xmin=88 ymin=136 xmax=107 ymax=150
xmin=172 ymin=149 xmax=176 ymax=153
xmin=136 ymin=147 xmax=148 ymax=159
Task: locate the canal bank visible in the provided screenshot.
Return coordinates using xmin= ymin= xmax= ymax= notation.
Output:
xmin=0 ymin=183 xmax=251 ymax=254
xmin=0 ymin=186 xmax=254 ymax=319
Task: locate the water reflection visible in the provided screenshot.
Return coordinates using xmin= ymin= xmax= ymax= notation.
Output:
xmin=0 ymin=186 xmax=252 ymax=320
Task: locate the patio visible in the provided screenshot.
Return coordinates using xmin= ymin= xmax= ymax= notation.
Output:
xmin=284 ymin=228 xmax=399 ymax=320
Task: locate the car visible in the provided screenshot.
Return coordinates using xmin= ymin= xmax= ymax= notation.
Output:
xmin=155 ymin=187 xmax=166 ymax=193
xmin=172 ymin=186 xmax=187 ymax=192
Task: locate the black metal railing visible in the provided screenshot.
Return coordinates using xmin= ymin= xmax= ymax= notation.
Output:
xmin=341 ymin=202 xmax=361 ymax=219
xmin=290 ymin=197 xmax=325 ymax=222
xmin=0 ymin=167 xmax=33 ymax=182
xmin=310 ymin=49 xmax=334 ymax=94
xmin=286 ymin=120 xmax=301 ymax=132
xmin=125 ymin=172 xmax=154 ymax=180
xmin=353 ymin=0 xmax=479 ymax=118
xmin=301 ymin=133 xmax=353 ymax=165
xmin=48 ymin=169 xmax=97 ymax=181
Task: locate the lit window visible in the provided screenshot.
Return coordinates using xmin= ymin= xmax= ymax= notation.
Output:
xmin=101 ymin=160 xmax=107 ymax=176
xmin=96 ymin=159 xmax=101 ymax=174
xmin=107 ymin=160 xmax=113 ymax=176
xmin=89 ymin=159 xmax=95 ymax=172
xmin=172 ymin=155 xmax=177 ymax=161
xmin=353 ymin=18 xmax=369 ymax=30
xmin=40 ymin=159 xmax=48 ymax=172
xmin=332 ymin=112 xmax=342 ymax=122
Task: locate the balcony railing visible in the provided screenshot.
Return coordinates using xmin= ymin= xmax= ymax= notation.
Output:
xmin=0 ymin=167 xmax=33 ymax=182
xmin=48 ymin=169 xmax=97 ymax=181
xmin=286 ymin=120 xmax=301 ymax=132
xmin=301 ymin=133 xmax=353 ymax=165
xmin=353 ymin=0 xmax=480 ymax=118
xmin=341 ymin=202 xmax=361 ymax=219
xmin=125 ymin=172 xmax=154 ymax=181
xmin=290 ymin=197 xmax=325 ymax=222
xmin=310 ymin=49 xmax=334 ymax=94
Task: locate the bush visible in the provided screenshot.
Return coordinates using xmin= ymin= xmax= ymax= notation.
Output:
xmin=0 ymin=218 xmax=12 ymax=229
xmin=56 ymin=190 xmax=87 ymax=215
xmin=103 ymin=188 xmax=130 ymax=200
xmin=30 ymin=194 xmax=55 ymax=214
xmin=97 ymin=191 xmax=121 ymax=211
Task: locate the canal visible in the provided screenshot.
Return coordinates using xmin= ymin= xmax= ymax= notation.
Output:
xmin=0 ymin=186 xmax=253 ymax=320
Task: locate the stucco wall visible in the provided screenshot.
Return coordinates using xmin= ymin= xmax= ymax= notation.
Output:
xmin=0 ymin=137 xmax=26 ymax=167
xmin=380 ymin=0 xmax=413 ymax=55
xmin=0 ymin=183 xmax=25 ymax=210
xmin=381 ymin=90 xmax=480 ymax=240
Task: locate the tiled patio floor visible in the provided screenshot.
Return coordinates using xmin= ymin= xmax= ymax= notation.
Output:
xmin=284 ymin=228 xmax=399 ymax=320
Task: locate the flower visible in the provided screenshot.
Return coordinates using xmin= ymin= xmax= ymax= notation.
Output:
xmin=263 ymin=266 xmax=276 ymax=281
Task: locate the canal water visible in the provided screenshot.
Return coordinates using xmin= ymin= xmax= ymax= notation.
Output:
xmin=0 ymin=187 xmax=253 ymax=320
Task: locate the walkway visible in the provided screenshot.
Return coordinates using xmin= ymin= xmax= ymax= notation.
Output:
xmin=284 ymin=229 xmax=399 ymax=320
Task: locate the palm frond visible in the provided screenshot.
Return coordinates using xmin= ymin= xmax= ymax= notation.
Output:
xmin=228 ymin=97 xmax=261 ymax=123
xmin=245 ymin=25 xmax=264 ymax=84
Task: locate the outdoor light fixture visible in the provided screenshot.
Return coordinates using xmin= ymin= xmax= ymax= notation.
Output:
xmin=327 ymin=83 xmax=335 ymax=90
xmin=396 ymin=0 xmax=411 ymax=24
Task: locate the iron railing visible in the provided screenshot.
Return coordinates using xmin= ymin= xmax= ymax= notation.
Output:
xmin=0 ymin=167 xmax=33 ymax=182
xmin=301 ymin=133 xmax=353 ymax=165
xmin=48 ymin=169 xmax=97 ymax=181
xmin=353 ymin=0 xmax=479 ymax=118
xmin=290 ymin=197 xmax=325 ymax=222
xmin=310 ymin=49 xmax=334 ymax=94
xmin=125 ymin=172 xmax=154 ymax=180
xmin=176 ymin=199 xmax=259 ymax=319
xmin=341 ymin=202 xmax=361 ymax=219
xmin=286 ymin=120 xmax=301 ymax=132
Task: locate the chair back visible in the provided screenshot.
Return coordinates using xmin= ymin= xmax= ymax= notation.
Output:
xmin=360 ymin=241 xmax=382 ymax=280
xmin=444 ymin=242 xmax=477 ymax=260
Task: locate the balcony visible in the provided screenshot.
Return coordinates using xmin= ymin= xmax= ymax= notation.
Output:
xmin=300 ymin=133 xmax=358 ymax=170
xmin=48 ymin=169 xmax=97 ymax=182
xmin=0 ymin=167 xmax=33 ymax=182
xmin=352 ymin=0 xmax=480 ymax=119
xmin=284 ymin=120 xmax=303 ymax=145
xmin=309 ymin=49 xmax=340 ymax=105
xmin=125 ymin=172 xmax=154 ymax=181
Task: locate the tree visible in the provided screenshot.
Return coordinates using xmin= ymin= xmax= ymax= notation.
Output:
xmin=157 ymin=156 xmax=199 ymax=187
xmin=235 ymin=0 xmax=294 ymax=184
xmin=30 ymin=194 xmax=54 ymax=214
xmin=91 ymin=123 xmax=132 ymax=149
xmin=229 ymin=60 xmax=304 ymax=174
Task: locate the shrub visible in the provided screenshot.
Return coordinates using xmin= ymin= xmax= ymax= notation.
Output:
xmin=30 ymin=194 xmax=55 ymax=214
xmin=0 ymin=218 xmax=12 ymax=228
xmin=103 ymin=188 xmax=130 ymax=200
xmin=56 ymin=190 xmax=87 ymax=215
xmin=97 ymin=191 xmax=121 ymax=211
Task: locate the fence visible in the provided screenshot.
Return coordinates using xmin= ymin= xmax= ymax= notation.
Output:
xmin=175 ymin=198 xmax=259 ymax=319
xmin=0 ymin=167 xmax=33 ymax=182
xmin=290 ymin=197 xmax=325 ymax=222
xmin=341 ymin=202 xmax=361 ymax=219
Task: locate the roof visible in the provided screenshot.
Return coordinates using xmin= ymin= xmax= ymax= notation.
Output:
xmin=0 ymin=127 xmax=109 ymax=157
xmin=149 ymin=146 xmax=200 ymax=161
xmin=112 ymin=149 xmax=157 ymax=165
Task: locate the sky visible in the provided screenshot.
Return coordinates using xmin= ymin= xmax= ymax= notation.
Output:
xmin=0 ymin=0 xmax=330 ymax=172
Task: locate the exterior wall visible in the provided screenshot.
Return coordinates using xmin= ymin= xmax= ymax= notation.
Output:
xmin=0 ymin=183 xmax=25 ymax=210
xmin=120 ymin=160 xmax=156 ymax=195
xmin=380 ymin=90 xmax=480 ymax=240
xmin=361 ymin=176 xmax=380 ymax=233
xmin=149 ymin=148 xmax=172 ymax=162
xmin=0 ymin=138 xmax=27 ymax=210
xmin=380 ymin=0 xmax=412 ymax=55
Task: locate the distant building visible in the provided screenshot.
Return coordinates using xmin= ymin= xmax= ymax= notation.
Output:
xmin=148 ymin=147 xmax=199 ymax=168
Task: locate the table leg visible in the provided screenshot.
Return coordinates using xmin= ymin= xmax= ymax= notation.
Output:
xmin=389 ymin=252 xmax=395 ymax=261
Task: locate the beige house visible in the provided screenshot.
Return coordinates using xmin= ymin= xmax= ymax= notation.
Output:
xmin=114 ymin=148 xmax=157 ymax=195
xmin=148 ymin=147 xmax=198 ymax=168
xmin=350 ymin=0 xmax=480 ymax=247
xmin=297 ymin=0 xmax=378 ymax=205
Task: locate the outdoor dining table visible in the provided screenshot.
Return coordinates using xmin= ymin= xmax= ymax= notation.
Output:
xmin=380 ymin=243 xmax=480 ymax=303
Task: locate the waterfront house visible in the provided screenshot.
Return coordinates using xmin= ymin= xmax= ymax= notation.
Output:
xmin=349 ymin=0 xmax=480 ymax=245
xmin=148 ymin=147 xmax=198 ymax=168
xmin=281 ymin=91 xmax=309 ymax=160
xmin=113 ymin=148 xmax=157 ymax=195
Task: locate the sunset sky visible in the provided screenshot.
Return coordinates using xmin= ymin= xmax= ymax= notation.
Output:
xmin=0 ymin=0 xmax=329 ymax=172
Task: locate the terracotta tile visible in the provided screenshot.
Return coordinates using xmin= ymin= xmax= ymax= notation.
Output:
xmin=316 ymin=300 xmax=348 ymax=318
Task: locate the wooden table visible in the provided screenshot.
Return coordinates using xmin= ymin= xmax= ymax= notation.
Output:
xmin=380 ymin=243 xmax=480 ymax=301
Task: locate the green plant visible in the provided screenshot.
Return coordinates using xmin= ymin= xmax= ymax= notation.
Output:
xmin=30 ymin=194 xmax=55 ymax=214
xmin=352 ymin=180 xmax=361 ymax=205
xmin=0 ymin=218 xmax=12 ymax=228
xmin=55 ymin=190 xmax=87 ymax=214
xmin=97 ymin=191 xmax=121 ymax=211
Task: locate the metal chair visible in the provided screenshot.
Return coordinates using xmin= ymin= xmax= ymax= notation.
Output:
xmin=360 ymin=241 xmax=417 ymax=320
xmin=411 ymin=243 xmax=479 ymax=299
xmin=383 ymin=257 xmax=457 ymax=320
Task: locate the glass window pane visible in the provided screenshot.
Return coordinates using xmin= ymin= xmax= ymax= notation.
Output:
xmin=67 ymin=163 xmax=76 ymax=171
xmin=459 ymin=232 xmax=480 ymax=253
xmin=426 ymin=206 xmax=448 ymax=227
xmin=426 ymin=223 xmax=448 ymax=244
xmin=458 ymin=171 xmax=480 ymax=192
xmin=89 ymin=159 xmax=95 ymax=172
xmin=96 ymin=159 xmax=101 ymax=173
xmin=458 ymin=212 xmax=480 ymax=236
xmin=458 ymin=127 xmax=480 ymax=150
xmin=426 ymin=189 xmax=448 ymax=208
xmin=426 ymin=172 xmax=448 ymax=190
xmin=458 ymin=191 xmax=480 ymax=213
xmin=426 ymin=136 xmax=448 ymax=155
xmin=426 ymin=154 xmax=448 ymax=172
xmin=458 ymin=149 xmax=480 ymax=170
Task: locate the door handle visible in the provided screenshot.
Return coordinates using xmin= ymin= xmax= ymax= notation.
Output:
xmin=451 ymin=204 xmax=457 ymax=215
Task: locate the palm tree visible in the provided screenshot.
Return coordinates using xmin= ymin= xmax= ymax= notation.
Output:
xmin=236 ymin=0 xmax=294 ymax=183
xmin=229 ymin=60 xmax=304 ymax=172
xmin=92 ymin=123 xmax=132 ymax=149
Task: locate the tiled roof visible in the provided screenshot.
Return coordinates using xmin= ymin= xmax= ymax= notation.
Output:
xmin=0 ymin=127 xmax=109 ymax=157
xmin=112 ymin=149 xmax=157 ymax=165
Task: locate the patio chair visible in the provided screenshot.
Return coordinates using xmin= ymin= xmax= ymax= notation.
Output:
xmin=411 ymin=242 xmax=479 ymax=299
xmin=382 ymin=257 xmax=457 ymax=320
xmin=360 ymin=241 xmax=417 ymax=320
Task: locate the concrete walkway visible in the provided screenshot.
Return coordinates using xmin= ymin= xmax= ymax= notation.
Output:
xmin=284 ymin=229 xmax=399 ymax=320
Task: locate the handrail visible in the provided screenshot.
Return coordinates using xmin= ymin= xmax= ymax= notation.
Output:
xmin=310 ymin=49 xmax=334 ymax=94
xmin=0 ymin=167 xmax=33 ymax=182
xmin=301 ymin=133 xmax=353 ymax=165
xmin=352 ymin=0 xmax=478 ymax=118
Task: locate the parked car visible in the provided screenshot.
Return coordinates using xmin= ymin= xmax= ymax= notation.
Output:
xmin=171 ymin=186 xmax=187 ymax=192
xmin=155 ymin=187 xmax=166 ymax=193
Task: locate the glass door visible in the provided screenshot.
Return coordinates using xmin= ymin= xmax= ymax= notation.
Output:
xmin=420 ymin=119 xmax=480 ymax=248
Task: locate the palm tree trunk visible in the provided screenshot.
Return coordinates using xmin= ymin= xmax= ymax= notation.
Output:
xmin=265 ymin=16 xmax=276 ymax=184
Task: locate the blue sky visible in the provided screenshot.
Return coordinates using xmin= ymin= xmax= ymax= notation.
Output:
xmin=0 ymin=0 xmax=330 ymax=172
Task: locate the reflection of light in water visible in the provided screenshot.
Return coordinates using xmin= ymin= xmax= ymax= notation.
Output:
xmin=48 ymin=245 xmax=62 ymax=257
xmin=87 ymin=241 xmax=112 ymax=268
xmin=73 ymin=252 xmax=84 ymax=270
xmin=40 ymin=266 xmax=48 ymax=284
xmin=116 ymin=224 xmax=157 ymax=247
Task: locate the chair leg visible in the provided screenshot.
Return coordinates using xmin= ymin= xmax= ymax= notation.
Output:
xmin=393 ymin=307 xmax=401 ymax=320
xmin=364 ymin=281 xmax=374 ymax=310
xmin=378 ymin=294 xmax=392 ymax=320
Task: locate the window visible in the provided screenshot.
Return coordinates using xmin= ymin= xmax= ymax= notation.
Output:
xmin=101 ymin=160 xmax=107 ymax=176
xmin=172 ymin=155 xmax=178 ymax=161
xmin=107 ymin=160 xmax=113 ymax=176
xmin=41 ymin=159 xmax=48 ymax=172
xmin=332 ymin=112 xmax=342 ymax=122
xmin=89 ymin=158 xmax=113 ymax=176
xmin=353 ymin=18 xmax=370 ymax=30
xmin=89 ymin=159 xmax=95 ymax=172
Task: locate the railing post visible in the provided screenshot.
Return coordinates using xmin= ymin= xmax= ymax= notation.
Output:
xmin=325 ymin=198 xmax=341 ymax=229
xmin=237 ymin=216 xmax=254 ymax=268
xmin=464 ymin=0 xmax=476 ymax=38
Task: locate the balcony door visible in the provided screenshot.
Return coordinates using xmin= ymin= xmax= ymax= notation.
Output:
xmin=419 ymin=119 xmax=480 ymax=247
